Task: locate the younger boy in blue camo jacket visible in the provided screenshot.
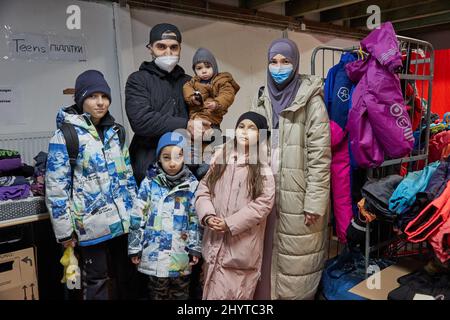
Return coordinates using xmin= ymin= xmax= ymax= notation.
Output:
xmin=128 ymin=131 xmax=202 ymax=300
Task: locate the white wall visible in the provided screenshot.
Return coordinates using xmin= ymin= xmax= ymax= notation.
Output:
xmin=129 ymin=8 xmax=358 ymax=131
xmin=0 ymin=0 xmax=123 ymax=135
xmin=0 ymin=0 xmax=359 ymax=138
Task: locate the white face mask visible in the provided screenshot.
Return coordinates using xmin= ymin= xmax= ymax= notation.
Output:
xmin=154 ymin=55 xmax=179 ymax=73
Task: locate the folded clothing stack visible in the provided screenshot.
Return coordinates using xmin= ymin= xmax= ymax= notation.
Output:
xmin=30 ymin=151 xmax=47 ymax=196
xmin=0 ymin=149 xmax=32 ymax=201
xmin=0 ymin=149 xmax=22 ymax=172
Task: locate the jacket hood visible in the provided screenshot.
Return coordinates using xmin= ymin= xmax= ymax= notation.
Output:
xmin=56 ymin=104 xmax=115 ymax=132
xmin=139 ymin=60 xmax=186 ymax=79
xmin=346 ymin=22 xmax=402 ymax=83
xmin=286 ymin=74 xmax=323 ymax=112
xmin=345 ymin=58 xmax=370 ymax=83
xmin=360 ymin=22 xmax=402 ymax=74
xmin=154 ymin=165 xmax=197 ymax=190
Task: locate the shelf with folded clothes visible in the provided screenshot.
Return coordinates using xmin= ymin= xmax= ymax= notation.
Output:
xmin=0 ymin=150 xmax=47 ymax=199
xmin=0 ymin=149 xmax=48 ymax=227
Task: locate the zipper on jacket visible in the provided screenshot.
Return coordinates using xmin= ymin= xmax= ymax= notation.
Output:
xmin=233 ymin=180 xmax=241 ymax=212
xmin=102 ymin=126 xmax=125 ymax=226
xmin=101 ymin=146 xmax=123 ymax=232
xmin=105 ymin=126 xmax=120 ymax=146
xmin=225 ymin=156 xmax=237 ymax=216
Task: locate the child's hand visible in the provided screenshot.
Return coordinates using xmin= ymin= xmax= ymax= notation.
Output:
xmin=209 ymin=217 xmax=229 ymax=233
xmin=131 ymin=256 xmax=141 ymax=265
xmin=304 ymin=212 xmax=320 ymax=226
xmin=189 ymin=255 xmax=199 ymax=266
xmin=62 ymin=238 xmax=77 ymax=248
xmin=204 ymin=101 xmax=217 ymax=110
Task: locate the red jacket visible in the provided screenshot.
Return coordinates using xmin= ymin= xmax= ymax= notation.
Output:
xmin=405 ymin=181 xmax=450 ymax=243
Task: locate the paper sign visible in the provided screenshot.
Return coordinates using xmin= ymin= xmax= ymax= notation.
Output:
xmin=8 ymin=33 xmax=48 ymax=61
xmin=0 ymin=86 xmax=25 ymax=125
xmin=48 ymin=35 xmax=87 ymax=61
xmin=8 ymin=33 xmax=87 ymax=62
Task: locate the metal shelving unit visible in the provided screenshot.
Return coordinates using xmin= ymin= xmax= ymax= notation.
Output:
xmin=311 ymin=35 xmax=435 ymax=276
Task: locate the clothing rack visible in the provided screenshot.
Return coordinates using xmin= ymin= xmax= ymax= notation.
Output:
xmin=311 ymin=35 xmax=435 ymax=277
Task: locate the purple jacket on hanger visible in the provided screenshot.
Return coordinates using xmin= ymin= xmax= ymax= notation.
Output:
xmin=345 ymin=22 xmax=414 ymax=168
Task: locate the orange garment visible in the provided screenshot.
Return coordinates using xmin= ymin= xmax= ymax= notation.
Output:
xmin=358 ymin=198 xmax=377 ymax=223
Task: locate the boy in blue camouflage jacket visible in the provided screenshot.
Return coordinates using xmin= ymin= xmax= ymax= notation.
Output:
xmin=45 ymin=70 xmax=138 ymax=300
xmin=128 ymin=131 xmax=202 ymax=300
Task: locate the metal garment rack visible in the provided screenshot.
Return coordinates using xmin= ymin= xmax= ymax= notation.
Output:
xmin=311 ymin=35 xmax=435 ymax=276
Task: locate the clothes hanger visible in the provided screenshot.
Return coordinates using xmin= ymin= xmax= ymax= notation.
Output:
xmin=356 ymin=46 xmax=369 ymax=60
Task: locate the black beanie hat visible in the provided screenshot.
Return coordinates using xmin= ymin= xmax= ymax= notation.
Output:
xmin=74 ymin=70 xmax=111 ymax=113
xmin=148 ymin=23 xmax=182 ymax=46
xmin=235 ymin=111 xmax=270 ymax=141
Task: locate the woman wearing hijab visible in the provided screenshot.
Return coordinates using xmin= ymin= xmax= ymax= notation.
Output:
xmin=252 ymin=38 xmax=331 ymax=300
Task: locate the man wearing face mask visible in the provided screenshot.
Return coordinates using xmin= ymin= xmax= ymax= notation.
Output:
xmin=125 ymin=23 xmax=211 ymax=186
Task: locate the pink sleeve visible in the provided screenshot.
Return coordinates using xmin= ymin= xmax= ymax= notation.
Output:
xmin=195 ymin=176 xmax=216 ymax=226
xmin=224 ymin=167 xmax=275 ymax=236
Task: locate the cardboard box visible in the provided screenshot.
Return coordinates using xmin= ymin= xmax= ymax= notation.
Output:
xmin=0 ymin=247 xmax=39 ymax=300
xmin=349 ymin=258 xmax=423 ymax=300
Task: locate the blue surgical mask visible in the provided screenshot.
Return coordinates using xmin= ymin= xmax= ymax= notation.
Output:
xmin=269 ymin=64 xmax=293 ymax=84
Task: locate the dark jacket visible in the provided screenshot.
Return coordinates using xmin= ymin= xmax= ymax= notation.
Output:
xmin=361 ymin=174 xmax=404 ymax=219
xmin=125 ymin=61 xmax=191 ymax=184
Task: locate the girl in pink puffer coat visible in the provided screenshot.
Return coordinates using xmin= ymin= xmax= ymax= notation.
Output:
xmin=195 ymin=111 xmax=275 ymax=300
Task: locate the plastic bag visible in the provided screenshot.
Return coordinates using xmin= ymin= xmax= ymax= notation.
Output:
xmin=60 ymin=246 xmax=80 ymax=288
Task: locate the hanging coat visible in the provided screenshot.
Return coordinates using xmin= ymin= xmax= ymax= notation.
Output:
xmin=195 ymin=151 xmax=275 ymax=300
xmin=324 ymin=52 xmax=357 ymax=242
xmin=346 ymin=22 xmax=414 ymax=168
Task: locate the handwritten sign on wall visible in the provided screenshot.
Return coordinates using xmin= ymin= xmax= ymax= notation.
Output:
xmin=8 ymin=33 xmax=87 ymax=62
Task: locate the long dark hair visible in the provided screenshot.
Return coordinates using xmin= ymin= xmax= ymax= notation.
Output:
xmin=207 ymin=137 xmax=268 ymax=201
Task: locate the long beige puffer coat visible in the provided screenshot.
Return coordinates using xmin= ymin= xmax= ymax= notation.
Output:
xmin=252 ymin=74 xmax=331 ymax=300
